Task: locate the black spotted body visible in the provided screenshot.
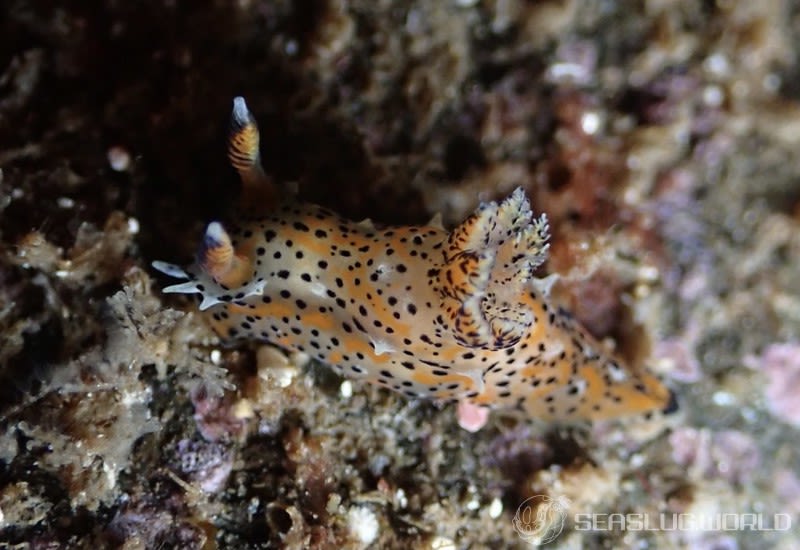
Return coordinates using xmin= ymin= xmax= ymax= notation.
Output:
xmin=153 ymin=97 xmax=674 ymax=422
xmin=214 ymin=201 xmax=472 ymax=402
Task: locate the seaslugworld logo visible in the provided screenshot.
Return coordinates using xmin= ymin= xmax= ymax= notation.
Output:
xmin=574 ymin=512 xmax=792 ymax=532
xmin=512 ymin=495 xmax=571 ymax=545
xmin=513 ymin=494 xmax=792 ymax=546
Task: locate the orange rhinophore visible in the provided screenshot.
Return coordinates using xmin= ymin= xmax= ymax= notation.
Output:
xmin=153 ymin=98 xmax=677 ymax=423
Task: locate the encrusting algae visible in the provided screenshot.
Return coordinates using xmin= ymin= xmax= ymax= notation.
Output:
xmin=153 ymin=97 xmax=677 ymax=423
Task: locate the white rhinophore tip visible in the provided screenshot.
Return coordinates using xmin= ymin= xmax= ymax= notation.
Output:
xmin=232 ymin=96 xmax=251 ymax=125
xmin=204 ymin=221 xmax=228 ymax=246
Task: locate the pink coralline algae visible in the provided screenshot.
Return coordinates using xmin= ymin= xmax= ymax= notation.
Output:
xmin=457 ymin=400 xmax=490 ymax=433
xmin=653 ymin=338 xmax=703 ymax=384
xmin=744 ymin=343 xmax=800 ymax=427
xmin=190 ymin=384 xmax=247 ymax=443
xmin=669 ymin=428 xmax=760 ymax=485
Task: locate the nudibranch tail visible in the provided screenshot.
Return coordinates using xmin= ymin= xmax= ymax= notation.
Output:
xmin=473 ymin=296 xmax=675 ymax=420
xmin=229 ymin=96 xmax=279 ymax=212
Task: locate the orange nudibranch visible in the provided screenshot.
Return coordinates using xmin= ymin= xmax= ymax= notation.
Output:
xmin=153 ymin=97 xmax=677 ymax=423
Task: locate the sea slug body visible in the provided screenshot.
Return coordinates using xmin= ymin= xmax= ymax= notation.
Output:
xmin=153 ymin=97 xmax=676 ymax=423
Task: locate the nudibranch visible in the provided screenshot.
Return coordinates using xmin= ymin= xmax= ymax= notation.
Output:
xmin=153 ymin=97 xmax=676 ymax=422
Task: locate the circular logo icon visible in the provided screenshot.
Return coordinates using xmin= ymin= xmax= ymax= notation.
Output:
xmin=513 ymin=494 xmax=571 ymax=546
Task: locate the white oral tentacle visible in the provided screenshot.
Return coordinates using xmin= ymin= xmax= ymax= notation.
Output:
xmin=152 ymin=261 xmax=191 ymax=280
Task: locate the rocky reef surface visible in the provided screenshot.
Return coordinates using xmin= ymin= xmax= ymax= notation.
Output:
xmin=1 ymin=1 xmax=799 ymax=548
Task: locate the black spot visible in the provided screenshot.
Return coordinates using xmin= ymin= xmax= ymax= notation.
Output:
xmin=293 ymin=221 xmax=310 ymax=232
xmin=256 ymin=247 xmax=266 ymax=256
xmin=280 ymin=290 xmax=291 ymax=299
xmin=295 ymin=300 xmax=307 ymax=309
xmin=318 ymin=260 xmax=328 ymax=269
xmin=277 ymin=270 xmax=290 ymax=279
xmin=264 ymin=230 xmax=277 ymax=242
xmin=301 ymin=273 xmax=312 ymax=282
